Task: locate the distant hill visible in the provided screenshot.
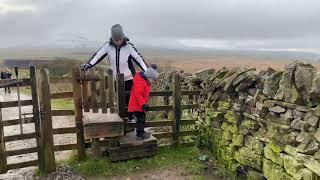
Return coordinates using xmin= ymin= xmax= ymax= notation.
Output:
xmin=1 ymin=45 xmax=320 ymax=63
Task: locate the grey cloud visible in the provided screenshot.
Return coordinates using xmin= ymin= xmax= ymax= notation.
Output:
xmin=0 ymin=0 xmax=320 ymax=53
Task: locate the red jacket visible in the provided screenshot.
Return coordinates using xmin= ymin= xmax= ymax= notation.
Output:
xmin=128 ymin=72 xmax=151 ymax=112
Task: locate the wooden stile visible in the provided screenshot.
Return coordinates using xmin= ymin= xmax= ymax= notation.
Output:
xmin=72 ymin=67 xmax=86 ymax=160
xmin=90 ymin=69 xmax=99 ymax=113
xmin=116 ymin=74 xmax=125 ymax=118
xmin=81 ymin=70 xmax=90 ymax=112
xmin=99 ymin=69 xmax=107 ymax=113
xmin=172 ymin=74 xmax=181 ymax=146
xmin=108 ymin=69 xmax=115 ymax=113
xmin=163 ymin=85 xmax=170 ymax=118
xmin=39 ymin=68 xmax=56 ymax=173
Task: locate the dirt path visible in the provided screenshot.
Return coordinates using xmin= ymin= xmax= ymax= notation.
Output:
xmin=86 ymin=166 xmax=223 ymax=180
xmin=0 ymin=89 xmax=76 ymax=180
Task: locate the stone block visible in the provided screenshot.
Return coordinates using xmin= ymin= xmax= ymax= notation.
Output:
xmin=315 ymin=150 xmax=320 ymax=160
xmin=224 ymin=110 xmax=240 ymax=124
xmin=300 ymin=168 xmax=320 ymax=180
xmin=296 ymin=131 xmax=313 ymax=143
xmin=264 ymin=146 xmax=283 ymax=166
xmin=262 ymin=158 xmax=293 ymax=180
xmin=291 ymin=118 xmax=309 ymax=131
xmin=221 ymin=122 xmax=239 ymax=134
xmin=266 ymin=111 xmax=291 ymax=125
xmin=282 ymin=154 xmax=304 ymax=179
xmin=296 ymin=153 xmax=320 ymax=176
xmin=234 ymin=149 xmax=262 ymax=171
xmin=304 ymin=112 xmax=319 ymax=127
xmin=315 ymin=128 xmax=320 ymax=142
xmin=241 ymin=119 xmax=260 ymax=130
xmin=293 ymin=110 xmax=304 ymax=119
xmin=222 ymin=130 xmax=233 ymax=141
xmin=270 ymin=106 xmax=286 ymax=113
xmin=284 ymin=145 xmax=298 ymax=157
xmin=244 ymin=136 xmax=264 ymax=156
xmin=297 ymin=139 xmax=320 ymax=155
xmin=232 ymin=134 xmax=244 ymax=146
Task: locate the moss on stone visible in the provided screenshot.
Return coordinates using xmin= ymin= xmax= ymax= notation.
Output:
xmin=221 ymin=122 xmax=239 ymax=134
xmin=284 ymin=145 xmax=298 ymax=157
xmin=264 ymin=146 xmax=284 ymax=167
xmin=222 ymin=131 xmax=233 ymax=141
xmin=224 ymin=110 xmax=239 ymax=124
xmin=232 ymin=134 xmax=244 ymax=146
xmin=266 ymin=141 xmax=283 ymax=154
xmin=262 ymin=159 xmax=293 ymax=180
xmin=282 ymin=154 xmax=304 ymax=179
xmin=217 ymin=101 xmax=231 ymax=112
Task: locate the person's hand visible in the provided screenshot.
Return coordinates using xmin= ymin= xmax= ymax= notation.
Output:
xmin=142 ymin=104 xmax=150 ymax=112
xmin=80 ymin=63 xmax=92 ymax=71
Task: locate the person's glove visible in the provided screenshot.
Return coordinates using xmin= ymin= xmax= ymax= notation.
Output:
xmin=80 ymin=63 xmax=92 ymax=71
xmin=150 ymin=64 xmax=158 ymax=70
xmin=142 ymin=104 xmax=150 ymax=112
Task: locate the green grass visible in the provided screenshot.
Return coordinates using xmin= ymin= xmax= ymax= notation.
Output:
xmin=60 ymin=145 xmax=206 ymax=179
xmin=51 ymin=98 xmax=74 ymax=110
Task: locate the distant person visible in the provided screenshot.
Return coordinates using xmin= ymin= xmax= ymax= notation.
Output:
xmin=0 ymin=70 xmax=4 ymax=80
xmin=1 ymin=70 xmax=11 ymax=93
xmin=6 ymin=70 xmax=12 ymax=94
xmin=1 ymin=70 xmax=5 ymax=93
xmin=128 ymin=66 xmax=159 ymax=140
xmin=81 ymin=24 xmax=149 ymax=121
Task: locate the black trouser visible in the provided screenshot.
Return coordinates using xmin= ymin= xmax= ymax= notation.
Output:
xmin=125 ymin=80 xmax=133 ymax=120
xmin=4 ymin=87 xmax=10 ymax=93
xmin=133 ymin=112 xmax=146 ymax=137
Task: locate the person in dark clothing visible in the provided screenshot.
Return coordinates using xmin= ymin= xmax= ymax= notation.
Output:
xmin=1 ymin=71 xmax=5 ymax=93
xmin=6 ymin=71 xmax=12 ymax=93
xmin=128 ymin=66 xmax=159 ymax=140
xmin=81 ymin=24 xmax=148 ymax=121
xmin=1 ymin=70 xmax=10 ymax=93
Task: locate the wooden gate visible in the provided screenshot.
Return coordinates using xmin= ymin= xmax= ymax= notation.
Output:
xmin=0 ymin=66 xmax=42 ymax=173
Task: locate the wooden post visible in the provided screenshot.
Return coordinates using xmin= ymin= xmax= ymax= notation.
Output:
xmin=81 ymin=70 xmax=90 ymax=112
xmin=172 ymin=73 xmax=181 ymax=146
xmin=108 ymin=69 xmax=115 ymax=113
xmin=72 ymin=67 xmax=86 ymax=161
xmin=29 ymin=66 xmax=44 ymax=174
xmin=99 ymin=69 xmax=107 ymax=113
xmin=90 ymin=69 xmax=98 ymax=113
xmin=116 ymin=74 xmax=125 ymax=118
xmin=0 ymin=108 xmax=7 ymax=174
xmin=163 ymin=85 xmax=170 ymax=119
xmin=39 ymin=68 xmax=56 ymax=173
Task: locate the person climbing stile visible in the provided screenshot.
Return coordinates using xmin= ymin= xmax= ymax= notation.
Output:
xmin=128 ymin=66 xmax=159 ymax=140
xmin=81 ymin=24 xmax=148 ymax=121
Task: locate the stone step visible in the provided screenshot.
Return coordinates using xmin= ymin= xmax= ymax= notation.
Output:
xmin=108 ymin=131 xmax=158 ymax=161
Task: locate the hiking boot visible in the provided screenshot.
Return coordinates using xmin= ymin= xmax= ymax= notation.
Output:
xmin=127 ymin=117 xmax=136 ymax=123
xmin=136 ymin=132 xmax=150 ymax=140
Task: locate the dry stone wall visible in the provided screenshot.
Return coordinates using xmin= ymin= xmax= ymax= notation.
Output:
xmin=159 ymin=61 xmax=320 ymax=180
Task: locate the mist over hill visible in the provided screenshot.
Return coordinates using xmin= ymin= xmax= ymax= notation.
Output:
xmin=1 ymin=43 xmax=320 ymax=64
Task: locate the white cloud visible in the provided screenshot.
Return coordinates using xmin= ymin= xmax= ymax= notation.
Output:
xmin=0 ymin=1 xmax=36 ymax=14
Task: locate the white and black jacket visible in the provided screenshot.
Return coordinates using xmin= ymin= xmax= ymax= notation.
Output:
xmin=88 ymin=38 xmax=148 ymax=81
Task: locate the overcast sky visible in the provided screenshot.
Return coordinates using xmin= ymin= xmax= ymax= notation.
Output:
xmin=1 ymin=0 xmax=320 ymax=53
